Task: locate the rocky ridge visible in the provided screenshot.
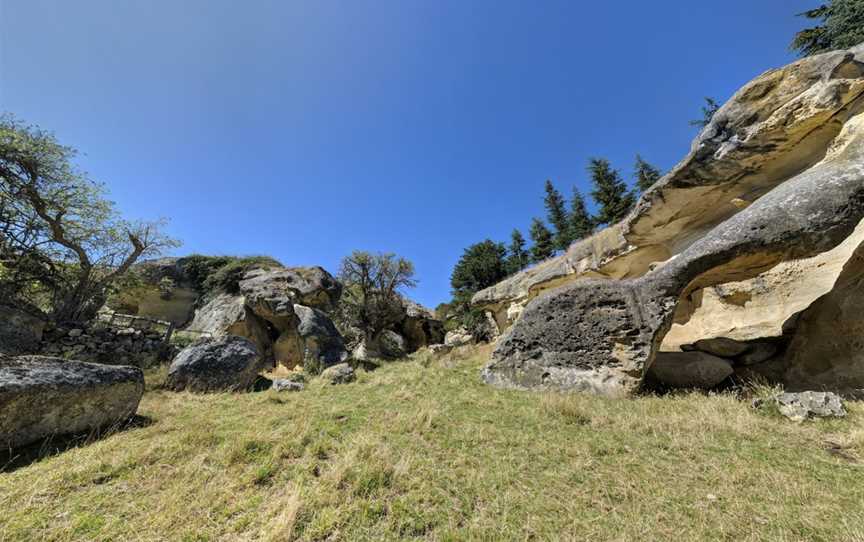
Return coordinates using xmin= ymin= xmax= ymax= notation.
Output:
xmin=481 ymin=44 xmax=864 ymax=396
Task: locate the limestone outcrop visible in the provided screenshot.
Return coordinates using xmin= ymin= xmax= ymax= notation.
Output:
xmin=482 ymin=44 xmax=864 ymax=396
xmin=474 ymin=45 xmax=864 ymax=334
xmin=0 ymin=355 xmax=144 ymax=449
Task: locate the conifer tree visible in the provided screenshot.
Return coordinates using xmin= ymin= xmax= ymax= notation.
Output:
xmin=634 ymin=155 xmax=662 ymax=193
xmin=569 ymin=187 xmax=593 ymax=241
xmin=588 ymin=158 xmax=636 ymax=227
xmin=543 ymin=179 xmax=571 ymax=251
xmin=506 ymin=228 xmax=529 ymax=274
xmin=791 ymin=0 xmax=864 ymax=57
xmin=529 ymin=218 xmax=555 ymax=262
xmin=689 ymin=97 xmax=720 ymax=128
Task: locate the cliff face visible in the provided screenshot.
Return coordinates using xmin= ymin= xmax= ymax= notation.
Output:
xmin=479 ymin=44 xmax=864 ymax=396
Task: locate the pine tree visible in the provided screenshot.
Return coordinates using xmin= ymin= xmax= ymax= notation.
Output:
xmin=589 ymin=158 xmax=636 ymax=227
xmin=791 ymin=0 xmax=864 ymax=57
xmin=689 ymin=97 xmax=720 ymax=128
xmin=634 ymin=155 xmax=662 ymax=193
xmin=544 ymin=179 xmax=571 ymax=251
xmin=569 ymin=187 xmax=593 ymax=241
xmin=506 ymin=229 xmax=529 ymax=274
xmin=529 ymin=218 xmax=555 ymax=262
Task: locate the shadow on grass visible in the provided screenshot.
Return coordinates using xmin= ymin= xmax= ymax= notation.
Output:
xmin=0 ymin=415 xmax=154 ymax=474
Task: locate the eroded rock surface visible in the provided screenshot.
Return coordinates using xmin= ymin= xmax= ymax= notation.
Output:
xmin=167 ymin=336 xmax=262 ymax=392
xmin=475 ymin=45 xmax=864 ymax=335
xmin=0 ymin=355 xmax=144 ymax=449
xmin=483 ymin=45 xmax=864 ymax=396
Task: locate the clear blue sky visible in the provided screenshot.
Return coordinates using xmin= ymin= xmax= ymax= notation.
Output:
xmin=1 ymin=0 xmax=816 ymax=307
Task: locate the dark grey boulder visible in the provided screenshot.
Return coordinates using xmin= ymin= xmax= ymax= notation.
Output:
xmin=647 ymin=352 xmax=734 ymax=389
xmin=321 ymin=362 xmax=355 ymax=385
xmin=166 ymin=336 xmax=262 ymax=392
xmin=0 ymin=355 xmax=144 ymax=449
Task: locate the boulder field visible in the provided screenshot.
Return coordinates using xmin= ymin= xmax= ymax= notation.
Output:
xmin=478 ymin=44 xmax=864 ymax=396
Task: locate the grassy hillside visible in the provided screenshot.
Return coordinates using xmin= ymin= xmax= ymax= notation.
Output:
xmin=2 ymin=346 xmax=864 ymax=541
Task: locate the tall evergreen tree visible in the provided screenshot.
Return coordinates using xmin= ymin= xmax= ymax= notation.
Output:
xmin=791 ymin=1 xmax=864 ymax=57
xmin=588 ymin=158 xmax=636 ymax=227
xmin=543 ymin=179 xmax=571 ymax=251
xmin=569 ymin=187 xmax=593 ymax=241
xmin=450 ymin=240 xmax=508 ymax=305
xmin=506 ymin=229 xmax=529 ymax=274
xmin=529 ymin=218 xmax=555 ymax=262
xmin=634 ymin=155 xmax=662 ymax=193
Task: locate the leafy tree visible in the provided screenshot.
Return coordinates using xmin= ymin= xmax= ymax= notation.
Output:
xmin=588 ymin=158 xmax=636 ymax=227
xmin=544 ymin=180 xmax=571 ymax=251
xmin=634 ymin=155 xmax=662 ymax=193
xmin=337 ymin=251 xmax=416 ymax=341
xmin=529 ymin=218 xmax=555 ymax=262
xmin=568 ymin=187 xmax=593 ymax=241
xmin=449 ymin=240 xmax=508 ymax=339
xmin=506 ymin=229 xmax=529 ymax=274
xmin=0 ymin=115 xmax=178 ymax=322
xmin=791 ymin=1 xmax=864 ymax=57
xmin=689 ymin=97 xmax=721 ymax=128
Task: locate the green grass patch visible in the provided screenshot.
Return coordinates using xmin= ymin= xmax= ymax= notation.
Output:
xmin=2 ymin=348 xmax=864 ymax=540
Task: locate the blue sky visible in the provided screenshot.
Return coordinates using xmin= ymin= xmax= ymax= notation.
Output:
xmin=1 ymin=0 xmax=816 ymax=307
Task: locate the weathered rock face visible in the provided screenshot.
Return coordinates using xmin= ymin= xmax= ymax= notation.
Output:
xmin=399 ymin=299 xmax=445 ymax=351
xmin=445 ymin=328 xmax=474 ymax=348
xmin=240 ymin=267 xmax=342 ymax=313
xmin=0 ymin=305 xmax=45 ymax=355
xmin=0 ymin=355 xmax=144 ymax=449
xmin=483 ymin=44 xmax=864 ymax=396
xmin=475 ymin=45 xmax=864 ymax=335
xmin=185 ymin=267 xmax=346 ymax=370
xmin=166 ymin=336 xmax=262 ymax=392
xmin=781 ymin=238 xmax=864 ymax=394
xmin=294 ymin=304 xmax=348 ymax=370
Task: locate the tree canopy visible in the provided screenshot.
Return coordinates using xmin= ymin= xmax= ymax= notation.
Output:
xmin=0 ymin=115 xmax=177 ymax=322
xmin=791 ymin=0 xmax=864 ymax=57
xmin=589 ymin=158 xmax=635 ymax=227
xmin=529 ymin=218 xmax=555 ymax=262
xmin=337 ymin=251 xmax=416 ymax=340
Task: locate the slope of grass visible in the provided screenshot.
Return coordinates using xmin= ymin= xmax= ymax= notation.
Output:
xmin=2 ymin=346 xmax=864 ymax=541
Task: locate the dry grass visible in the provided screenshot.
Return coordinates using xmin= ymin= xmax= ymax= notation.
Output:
xmin=2 ymin=348 xmax=864 ymax=541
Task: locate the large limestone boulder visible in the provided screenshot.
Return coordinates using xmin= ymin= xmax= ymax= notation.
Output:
xmin=294 ymin=304 xmax=348 ymax=370
xmin=240 ymin=266 xmax=342 ymax=313
xmin=662 ymin=219 xmax=864 ymax=350
xmin=0 ymin=355 xmax=144 ymax=449
xmin=166 ymin=336 xmax=262 ymax=392
xmin=474 ymin=45 xmax=864 ymax=335
xmin=185 ymin=266 xmax=346 ymax=370
xmin=0 ymin=305 xmax=45 ymax=355
xmin=483 ymin=45 xmax=864 ymax=396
